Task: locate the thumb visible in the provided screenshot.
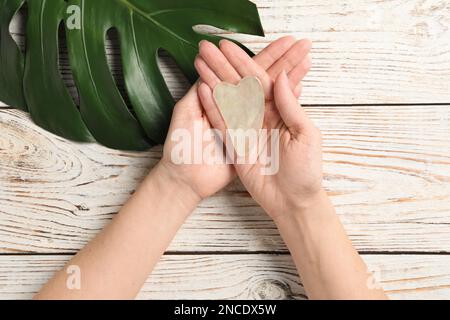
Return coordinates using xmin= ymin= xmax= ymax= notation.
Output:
xmin=172 ymin=82 xmax=203 ymax=120
xmin=274 ymin=71 xmax=310 ymax=135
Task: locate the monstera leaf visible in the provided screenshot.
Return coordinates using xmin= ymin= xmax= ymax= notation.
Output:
xmin=0 ymin=0 xmax=264 ymax=150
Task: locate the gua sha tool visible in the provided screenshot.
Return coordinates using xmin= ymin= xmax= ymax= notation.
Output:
xmin=213 ymin=76 xmax=265 ymax=156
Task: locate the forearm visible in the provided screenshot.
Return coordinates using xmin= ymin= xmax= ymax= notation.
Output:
xmin=274 ymin=189 xmax=387 ymax=300
xmin=35 ymin=163 xmax=200 ymax=300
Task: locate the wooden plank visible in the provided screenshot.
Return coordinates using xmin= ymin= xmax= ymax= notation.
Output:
xmin=0 ymin=254 xmax=449 ymax=300
xmin=0 ymin=105 xmax=449 ymax=253
xmin=3 ymin=0 xmax=449 ymax=108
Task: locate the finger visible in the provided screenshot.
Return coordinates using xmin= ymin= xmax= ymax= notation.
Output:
xmin=288 ymin=54 xmax=312 ymax=90
xmin=274 ymin=71 xmax=310 ymax=134
xmin=267 ymin=39 xmax=312 ymax=82
xmin=253 ymin=36 xmax=297 ymax=70
xmin=293 ymin=82 xmax=303 ymax=98
xmin=198 ymin=40 xmax=241 ymax=84
xmin=219 ymin=39 xmax=273 ymax=98
xmin=198 ymin=82 xmax=227 ymax=135
xmin=198 ymin=83 xmax=238 ymax=163
xmin=194 ymin=56 xmax=221 ymax=89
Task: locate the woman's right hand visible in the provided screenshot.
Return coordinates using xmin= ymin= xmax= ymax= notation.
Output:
xmin=195 ymin=40 xmax=324 ymax=221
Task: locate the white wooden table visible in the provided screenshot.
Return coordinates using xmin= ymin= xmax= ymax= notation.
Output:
xmin=1 ymin=0 xmax=450 ymax=299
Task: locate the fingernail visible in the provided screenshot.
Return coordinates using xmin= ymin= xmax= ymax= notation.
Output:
xmin=199 ymin=40 xmax=207 ymax=48
xmin=219 ymin=39 xmax=229 ymax=47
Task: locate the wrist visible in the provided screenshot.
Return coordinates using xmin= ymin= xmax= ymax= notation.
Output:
xmin=272 ymin=188 xmax=333 ymax=226
xmin=141 ymin=162 xmax=202 ymax=214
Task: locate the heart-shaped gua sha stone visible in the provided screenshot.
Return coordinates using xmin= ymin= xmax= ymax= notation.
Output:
xmin=213 ymin=76 xmax=265 ymax=157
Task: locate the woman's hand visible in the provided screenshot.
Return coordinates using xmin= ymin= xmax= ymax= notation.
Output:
xmin=194 ymin=40 xmax=388 ymax=300
xmin=194 ymin=39 xmax=323 ymax=220
xmin=160 ymin=37 xmax=313 ymax=202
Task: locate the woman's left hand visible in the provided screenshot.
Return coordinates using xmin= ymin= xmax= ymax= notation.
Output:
xmin=159 ymin=37 xmax=312 ymax=202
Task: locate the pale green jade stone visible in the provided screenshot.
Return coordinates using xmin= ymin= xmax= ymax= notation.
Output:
xmin=213 ymin=76 xmax=265 ymax=157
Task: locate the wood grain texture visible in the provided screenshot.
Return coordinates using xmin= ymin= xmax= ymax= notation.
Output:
xmin=1 ymin=0 xmax=450 ymax=300
xmin=0 ymin=254 xmax=449 ymax=300
xmin=252 ymin=0 xmax=450 ymax=104
xmin=2 ymin=0 xmax=450 ymax=109
xmin=1 ymin=104 xmax=449 ymax=253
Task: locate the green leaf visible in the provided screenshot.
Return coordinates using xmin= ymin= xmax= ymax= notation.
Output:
xmin=0 ymin=0 xmax=27 ymax=110
xmin=24 ymin=0 xmax=94 ymax=142
xmin=0 ymin=0 xmax=264 ymax=150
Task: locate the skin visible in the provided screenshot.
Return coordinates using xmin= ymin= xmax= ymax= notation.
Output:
xmin=195 ymin=40 xmax=388 ymax=300
xmin=35 ymin=36 xmax=313 ymax=300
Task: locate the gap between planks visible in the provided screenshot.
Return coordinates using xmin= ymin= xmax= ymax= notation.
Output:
xmin=2 ymin=251 xmax=450 ymax=257
xmin=3 ymin=103 xmax=450 ymax=108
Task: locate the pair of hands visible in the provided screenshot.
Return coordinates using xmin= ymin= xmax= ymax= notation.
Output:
xmin=159 ymin=37 xmax=324 ymax=220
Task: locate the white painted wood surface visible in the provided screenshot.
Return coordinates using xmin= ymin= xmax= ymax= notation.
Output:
xmin=1 ymin=105 xmax=449 ymax=253
xmin=1 ymin=0 xmax=450 ymax=299
xmin=0 ymin=254 xmax=449 ymax=300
